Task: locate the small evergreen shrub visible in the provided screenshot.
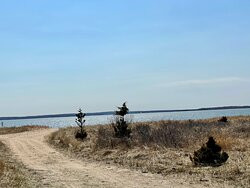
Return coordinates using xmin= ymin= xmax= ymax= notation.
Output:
xmin=218 ymin=116 xmax=228 ymax=123
xmin=190 ymin=137 xmax=229 ymax=166
xmin=112 ymin=102 xmax=131 ymax=138
xmin=75 ymin=108 xmax=87 ymax=140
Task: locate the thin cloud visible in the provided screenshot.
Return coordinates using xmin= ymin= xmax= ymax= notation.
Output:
xmin=158 ymin=77 xmax=250 ymax=88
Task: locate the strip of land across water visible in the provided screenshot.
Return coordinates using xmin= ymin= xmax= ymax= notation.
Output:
xmin=1 ymin=105 xmax=250 ymax=121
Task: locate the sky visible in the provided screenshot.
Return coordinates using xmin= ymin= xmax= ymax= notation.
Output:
xmin=0 ymin=0 xmax=250 ymax=116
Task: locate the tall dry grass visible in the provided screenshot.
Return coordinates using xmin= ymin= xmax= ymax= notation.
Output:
xmin=95 ymin=119 xmax=234 ymax=150
xmin=48 ymin=117 xmax=243 ymax=151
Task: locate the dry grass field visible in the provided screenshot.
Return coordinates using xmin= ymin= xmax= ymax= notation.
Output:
xmin=48 ymin=116 xmax=250 ymax=187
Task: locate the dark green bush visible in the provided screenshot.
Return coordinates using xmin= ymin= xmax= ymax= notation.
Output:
xmin=112 ymin=102 xmax=131 ymax=138
xmin=218 ymin=116 xmax=228 ymax=123
xmin=190 ymin=137 xmax=229 ymax=166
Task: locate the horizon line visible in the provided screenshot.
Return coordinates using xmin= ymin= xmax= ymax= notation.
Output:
xmin=1 ymin=105 xmax=250 ymax=121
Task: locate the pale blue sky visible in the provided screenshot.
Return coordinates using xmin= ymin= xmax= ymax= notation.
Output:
xmin=0 ymin=0 xmax=250 ymax=116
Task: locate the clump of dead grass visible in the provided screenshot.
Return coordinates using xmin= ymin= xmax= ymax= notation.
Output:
xmin=210 ymin=131 xmax=235 ymax=151
xmin=0 ymin=125 xmax=49 ymax=135
xmin=95 ymin=126 xmax=131 ymax=149
xmin=132 ymin=121 xmax=196 ymax=148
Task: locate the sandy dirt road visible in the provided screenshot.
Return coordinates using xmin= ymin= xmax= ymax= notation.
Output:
xmin=0 ymin=129 xmax=202 ymax=188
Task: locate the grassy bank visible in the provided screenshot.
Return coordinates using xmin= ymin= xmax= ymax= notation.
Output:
xmin=0 ymin=125 xmax=48 ymax=135
xmin=0 ymin=126 xmax=47 ymax=187
xmin=48 ymin=116 xmax=250 ymax=187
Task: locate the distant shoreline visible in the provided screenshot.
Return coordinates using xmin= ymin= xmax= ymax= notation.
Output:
xmin=1 ymin=105 xmax=250 ymax=121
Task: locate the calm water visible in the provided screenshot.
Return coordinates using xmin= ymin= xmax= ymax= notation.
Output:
xmin=1 ymin=108 xmax=250 ymax=128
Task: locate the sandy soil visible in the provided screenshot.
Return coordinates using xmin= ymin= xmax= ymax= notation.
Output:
xmin=0 ymin=129 xmax=204 ymax=188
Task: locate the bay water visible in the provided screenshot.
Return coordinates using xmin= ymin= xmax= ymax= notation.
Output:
xmin=1 ymin=108 xmax=250 ymax=128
